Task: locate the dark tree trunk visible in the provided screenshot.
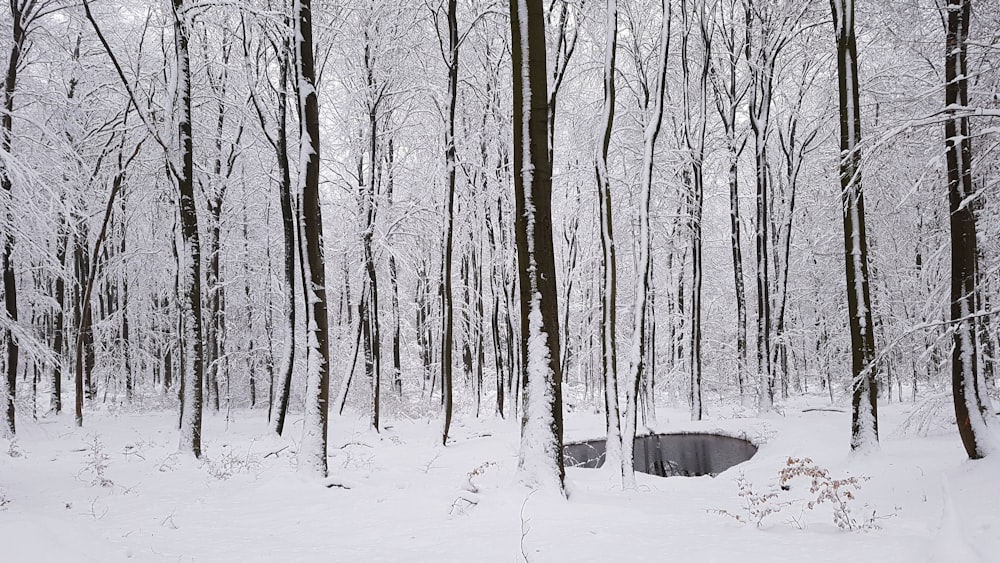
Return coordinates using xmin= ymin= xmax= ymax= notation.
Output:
xmin=362 ymin=61 xmax=381 ymax=432
xmin=386 ymin=139 xmax=402 ymax=397
xmin=440 ymin=0 xmax=458 ymax=445
xmin=945 ymin=0 xmax=990 ymax=459
xmin=511 ymin=0 xmax=565 ymax=491
xmin=295 ymin=0 xmax=330 ymax=477
xmin=270 ymin=20 xmax=296 ymax=435
xmin=831 ymin=0 xmax=879 ymax=451
xmin=2 ymin=0 xmax=28 ymax=435
xmin=710 ymin=0 xmax=748 ymax=404
xmin=595 ymin=0 xmax=624 ymax=479
xmin=120 ymin=189 xmax=132 ymax=402
xmin=682 ymin=0 xmax=710 ymax=421
xmin=173 ymin=0 xmax=204 ymax=458
xmin=745 ymin=2 xmax=774 ymax=412
xmin=52 ymin=222 xmax=68 ymax=413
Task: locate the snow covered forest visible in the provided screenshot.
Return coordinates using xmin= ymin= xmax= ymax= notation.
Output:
xmin=2 ymin=0 xmax=1000 ymax=560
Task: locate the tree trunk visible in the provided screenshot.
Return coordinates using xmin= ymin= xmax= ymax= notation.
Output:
xmin=440 ymin=0 xmax=459 ymax=445
xmin=622 ymin=0 xmax=671 ymax=489
xmin=945 ymin=0 xmax=990 ymax=459
xmin=831 ymin=0 xmax=879 ymax=452
xmin=52 ymin=222 xmax=68 ymax=413
xmin=173 ymin=0 xmax=204 ymax=458
xmin=746 ymin=3 xmax=774 ymax=413
xmin=295 ymin=0 xmax=331 ymax=477
xmin=711 ymin=0 xmax=748 ymax=405
xmin=683 ymin=0 xmax=710 ymax=421
xmin=511 ymin=0 xmax=565 ymax=492
xmin=1 ymin=0 xmax=27 ymax=436
xmin=269 ymin=24 xmax=296 ymax=435
xmin=595 ymin=0 xmax=624 ymax=482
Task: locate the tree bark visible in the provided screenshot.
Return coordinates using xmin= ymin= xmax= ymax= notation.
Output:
xmin=440 ymin=0 xmax=459 ymax=445
xmin=1 ymin=0 xmax=29 ymax=436
xmin=831 ymin=0 xmax=879 ymax=452
xmin=511 ymin=0 xmax=565 ymax=492
xmin=944 ymin=0 xmax=990 ymax=459
xmin=173 ymin=0 xmax=204 ymax=458
xmin=594 ymin=0 xmax=624 ymax=482
xmin=622 ymin=0 xmax=671 ymax=488
xmin=295 ymin=0 xmax=331 ymax=477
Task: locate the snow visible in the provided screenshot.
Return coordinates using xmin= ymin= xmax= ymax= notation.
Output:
xmin=519 ymin=298 xmax=561 ymax=493
xmin=3 ymin=398 xmax=999 ymax=561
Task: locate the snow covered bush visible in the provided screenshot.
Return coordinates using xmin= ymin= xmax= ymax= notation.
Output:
xmin=778 ymin=457 xmax=869 ymax=531
xmin=6 ymin=438 xmax=23 ymax=458
xmin=711 ymin=472 xmax=786 ymax=527
xmin=205 ymin=445 xmax=260 ymax=480
xmin=714 ymin=458 xmax=875 ymax=531
xmin=80 ymin=435 xmax=113 ymax=488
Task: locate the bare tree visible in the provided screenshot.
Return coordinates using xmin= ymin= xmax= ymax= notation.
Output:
xmin=622 ymin=0 xmax=670 ymax=488
xmin=594 ymin=0 xmax=624 ymax=483
xmin=295 ymin=0 xmax=331 ymax=477
xmin=2 ymin=0 xmax=59 ymax=436
xmin=830 ymin=0 xmax=878 ymax=452
xmin=511 ymin=0 xmax=565 ymax=493
xmin=944 ymin=0 xmax=992 ymax=459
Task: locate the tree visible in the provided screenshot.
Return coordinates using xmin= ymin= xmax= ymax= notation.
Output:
xmin=438 ymin=0 xmax=459 ymax=445
xmin=171 ymin=0 xmax=205 ymax=457
xmin=510 ymin=0 xmax=565 ymax=493
xmin=622 ymin=0 xmax=670 ymax=488
xmin=594 ymin=0 xmax=624 ymax=484
xmin=830 ymin=0 xmax=878 ymax=452
xmin=744 ymin=0 xmax=808 ymax=413
xmin=681 ymin=0 xmax=711 ymax=421
xmin=944 ymin=0 xmax=992 ymax=459
xmin=84 ymin=0 xmax=205 ymax=455
xmin=2 ymin=0 xmax=58 ymax=436
xmin=709 ymin=0 xmax=750 ymax=405
xmin=295 ymin=0 xmax=331 ymax=478
xmin=242 ymin=10 xmax=297 ymax=435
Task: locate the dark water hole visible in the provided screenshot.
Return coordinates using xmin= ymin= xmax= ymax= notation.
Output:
xmin=563 ymin=433 xmax=757 ymax=477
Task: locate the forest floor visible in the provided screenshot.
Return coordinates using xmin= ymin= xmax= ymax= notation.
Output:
xmin=1 ymin=394 xmax=998 ymax=562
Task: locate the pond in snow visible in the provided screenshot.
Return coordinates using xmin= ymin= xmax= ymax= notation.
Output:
xmin=563 ymin=433 xmax=758 ymax=477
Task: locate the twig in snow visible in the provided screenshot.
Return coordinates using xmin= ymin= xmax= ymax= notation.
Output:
xmin=263 ymin=446 xmax=289 ymax=459
xmin=519 ymin=489 xmax=538 ymax=562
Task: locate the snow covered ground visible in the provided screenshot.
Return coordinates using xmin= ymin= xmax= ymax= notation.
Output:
xmin=2 ymin=397 xmax=998 ymax=562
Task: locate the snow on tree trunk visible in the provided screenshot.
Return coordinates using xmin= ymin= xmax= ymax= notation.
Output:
xmin=1 ymin=0 xmax=27 ymax=437
xmin=622 ymin=0 xmax=671 ymax=489
xmin=511 ymin=0 xmax=565 ymax=493
xmin=295 ymin=0 xmax=331 ymax=478
xmin=830 ymin=0 xmax=879 ymax=453
xmin=440 ymin=0 xmax=459 ymax=446
xmin=172 ymin=0 xmax=204 ymax=458
xmin=681 ymin=0 xmax=710 ymax=422
xmin=266 ymin=20 xmax=296 ymax=436
xmin=595 ymin=0 xmax=624 ymax=483
xmin=945 ymin=0 xmax=994 ymax=459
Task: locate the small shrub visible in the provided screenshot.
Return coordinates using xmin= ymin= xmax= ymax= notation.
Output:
xmin=81 ymin=436 xmax=113 ymax=488
xmin=713 ymin=457 xmax=878 ymax=531
xmin=779 ymin=457 xmax=869 ymax=531
xmin=6 ymin=439 xmax=23 ymax=458
xmin=711 ymin=473 xmax=787 ymax=527
xmin=205 ymin=448 xmax=259 ymax=480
